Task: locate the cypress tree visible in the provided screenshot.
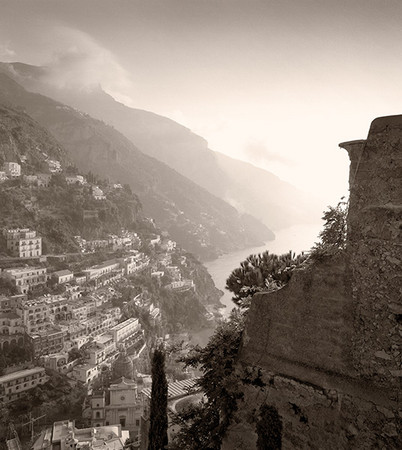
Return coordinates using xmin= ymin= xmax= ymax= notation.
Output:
xmin=148 ymin=347 xmax=168 ymax=450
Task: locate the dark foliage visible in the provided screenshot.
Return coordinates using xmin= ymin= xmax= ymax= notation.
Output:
xmin=256 ymin=404 xmax=282 ymax=450
xmin=148 ymin=347 xmax=168 ymax=450
xmin=226 ymin=250 xmax=307 ymax=308
xmin=172 ymin=310 xmax=245 ymax=448
xmin=310 ymin=199 xmax=348 ymax=260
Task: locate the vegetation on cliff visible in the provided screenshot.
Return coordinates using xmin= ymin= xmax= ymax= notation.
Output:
xmin=310 ymin=198 xmax=348 ymax=260
xmin=149 ymin=347 xmax=168 ymax=450
xmin=225 ymin=251 xmax=308 ymax=309
xmin=171 ymin=201 xmax=349 ymax=447
xmin=171 ymin=310 xmax=246 ymax=449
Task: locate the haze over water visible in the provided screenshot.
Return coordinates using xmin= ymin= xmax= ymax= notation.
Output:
xmin=205 ymin=223 xmax=322 ymax=317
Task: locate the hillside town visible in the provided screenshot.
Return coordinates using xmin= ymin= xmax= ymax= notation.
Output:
xmin=0 ymin=159 xmax=221 ymax=449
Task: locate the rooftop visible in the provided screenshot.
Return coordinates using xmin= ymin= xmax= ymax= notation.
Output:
xmin=0 ymin=366 xmax=45 ymax=383
xmin=95 ymin=333 xmax=114 ymax=345
xmin=4 ymin=266 xmax=46 ymax=274
xmin=53 ymin=269 xmax=73 ymax=277
xmin=0 ymin=312 xmax=20 ymax=319
xmin=86 ymin=259 xmax=121 ymax=271
xmin=110 ymin=318 xmax=138 ymax=331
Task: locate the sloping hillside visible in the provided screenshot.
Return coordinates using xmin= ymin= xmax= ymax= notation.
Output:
xmin=0 ymin=62 xmax=320 ymax=230
xmin=0 ymin=73 xmax=273 ymax=260
xmin=0 ymin=105 xmax=145 ymax=254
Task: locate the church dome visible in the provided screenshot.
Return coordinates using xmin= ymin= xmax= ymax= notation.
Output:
xmin=112 ymin=347 xmax=134 ymax=380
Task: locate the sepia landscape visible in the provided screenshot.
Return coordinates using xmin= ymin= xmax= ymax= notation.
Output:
xmin=0 ymin=1 xmax=400 ymax=449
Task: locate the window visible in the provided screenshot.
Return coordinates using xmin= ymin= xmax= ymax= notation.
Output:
xmin=136 ymin=420 xmax=140 ymax=427
xmin=96 ymin=412 xmax=100 ymax=418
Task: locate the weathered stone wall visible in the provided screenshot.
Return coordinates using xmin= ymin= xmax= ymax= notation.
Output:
xmin=223 ymin=115 xmax=402 ymax=449
xmin=345 ymin=117 xmax=402 ymax=389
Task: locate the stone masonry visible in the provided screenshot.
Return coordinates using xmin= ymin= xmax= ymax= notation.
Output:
xmin=222 ymin=115 xmax=402 ymax=449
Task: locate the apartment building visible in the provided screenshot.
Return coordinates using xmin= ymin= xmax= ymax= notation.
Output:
xmin=28 ymin=328 xmax=64 ymax=357
xmin=3 ymin=162 xmax=21 ymax=178
xmin=0 ymin=171 xmax=8 ymax=182
xmin=88 ymin=333 xmax=116 ymax=366
xmin=44 ymin=295 xmax=71 ymax=321
xmin=83 ymin=314 xmax=117 ymax=338
xmin=52 ymin=269 xmax=74 ymax=284
xmin=59 ymin=320 xmax=87 ymax=346
xmin=47 ymin=160 xmax=61 ymax=173
xmin=41 ymin=353 xmax=76 ymax=374
xmin=124 ymin=253 xmax=150 ymax=275
xmin=0 ymin=367 xmax=48 ymax=403
xmin=0 ymin=294 xmax=25 ymax=312
xmin=92 ymin=186 xmax=106 ymax=200
xmin=0 ymin=312 xmax=24 ymax=336
xmin=72 ymin=363 xmax=99 ymax=384
xmin=110 ymin=318 xmax=141 ymax=344
xmin=65 ymin=175 xmax=86 ymax=185
xmin=83 ymin=259 xmax=122 ymax=281
xmin=3 ymin=266 xmax=47 ymax=294
xmin=4 ymin=228 xmax=42 ymax=258
xmin=16 ymin=298 xmax=52 ymax=334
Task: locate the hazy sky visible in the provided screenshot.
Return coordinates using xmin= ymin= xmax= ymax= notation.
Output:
xmin=1 ymin=0 xmax=402 ymax=206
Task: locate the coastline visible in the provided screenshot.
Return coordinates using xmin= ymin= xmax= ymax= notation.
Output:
xmin=205 ymin=223 xmax=322 ymax=318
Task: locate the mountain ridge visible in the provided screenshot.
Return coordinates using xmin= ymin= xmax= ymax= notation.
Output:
xmin=0 ymin=71 xmax=273 ymax=260
xmin=0 ymin=62 xmax=321 ymax=231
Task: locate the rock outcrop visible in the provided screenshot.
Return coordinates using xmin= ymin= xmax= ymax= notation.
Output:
xmin=223 ymin=116 xmax=402 ymax=449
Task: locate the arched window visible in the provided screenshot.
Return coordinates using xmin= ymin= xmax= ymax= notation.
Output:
xmin=96 ymin=412 xmax=100 ymax=418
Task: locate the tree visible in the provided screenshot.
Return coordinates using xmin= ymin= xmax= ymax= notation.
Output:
xmin=172 ymin=310 xmax=246 ymax=449
xmin=0 ymin=277 xmax=18 ymax=296
xmin=226 ymin=251 xmax=307 ymax=308
xmin=310 ymin=199 xmax=348 ymax=260
xmin=256 ymin=404 xmax=282 ymax=450
xmin=148 ymin=346 xmax=168 ymax=450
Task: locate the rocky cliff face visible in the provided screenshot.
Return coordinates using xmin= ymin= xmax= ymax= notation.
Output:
xmin=223 ymin=116 xmax=402 ymax=449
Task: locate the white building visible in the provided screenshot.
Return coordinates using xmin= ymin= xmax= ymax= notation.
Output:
xmin=3 ymin=266 xmax=47 ymax=294
xmin=3 ymin=162 xmax=21 ymax=178
xmin=110 ymin=318 xmax=141 ymax=344
xmin=91 ymin=378 xmax=143 ymax=438
xmin=0 ymin=367 xmax=48 ymax=403
xmin=65 ymin=175 xmax=86 ymax=185
xmin=47 ymin=160 xmax=62 ymax=173
xmin=83 ymin=259 xmax=122 ymax=281
xmin=32 ymin=420 xmax=129 ymax=450
xmin=4 ymin=228 xmax=42 ymax=258
xmin=72 ymin=363 xmax=99 ymax=384
xmin=52 ymin=269 xmax=74 ymax=284
xmin=92 ymin=186 xmax=106 ymax=200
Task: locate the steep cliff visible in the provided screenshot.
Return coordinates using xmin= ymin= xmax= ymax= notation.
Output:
xmin=0 ymin=62 xmax=321 ymax=231
xmin=0 ymin=72 xmax=274 ymax=261
xmin=223 ymin=116 xmax=402 ymax=449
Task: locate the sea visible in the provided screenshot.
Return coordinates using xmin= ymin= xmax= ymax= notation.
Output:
xmin=204 ymin=223 xmax=322 ymax=318
xmin=188 ymin=223 xmax=322 ymax=347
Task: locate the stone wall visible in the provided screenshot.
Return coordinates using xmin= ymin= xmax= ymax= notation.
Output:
xmin=223 ymin=115 xmax=402 ymax=449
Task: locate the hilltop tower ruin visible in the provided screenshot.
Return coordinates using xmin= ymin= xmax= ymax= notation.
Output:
xmin=223 ymin=115 xmax=402 ymax=449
